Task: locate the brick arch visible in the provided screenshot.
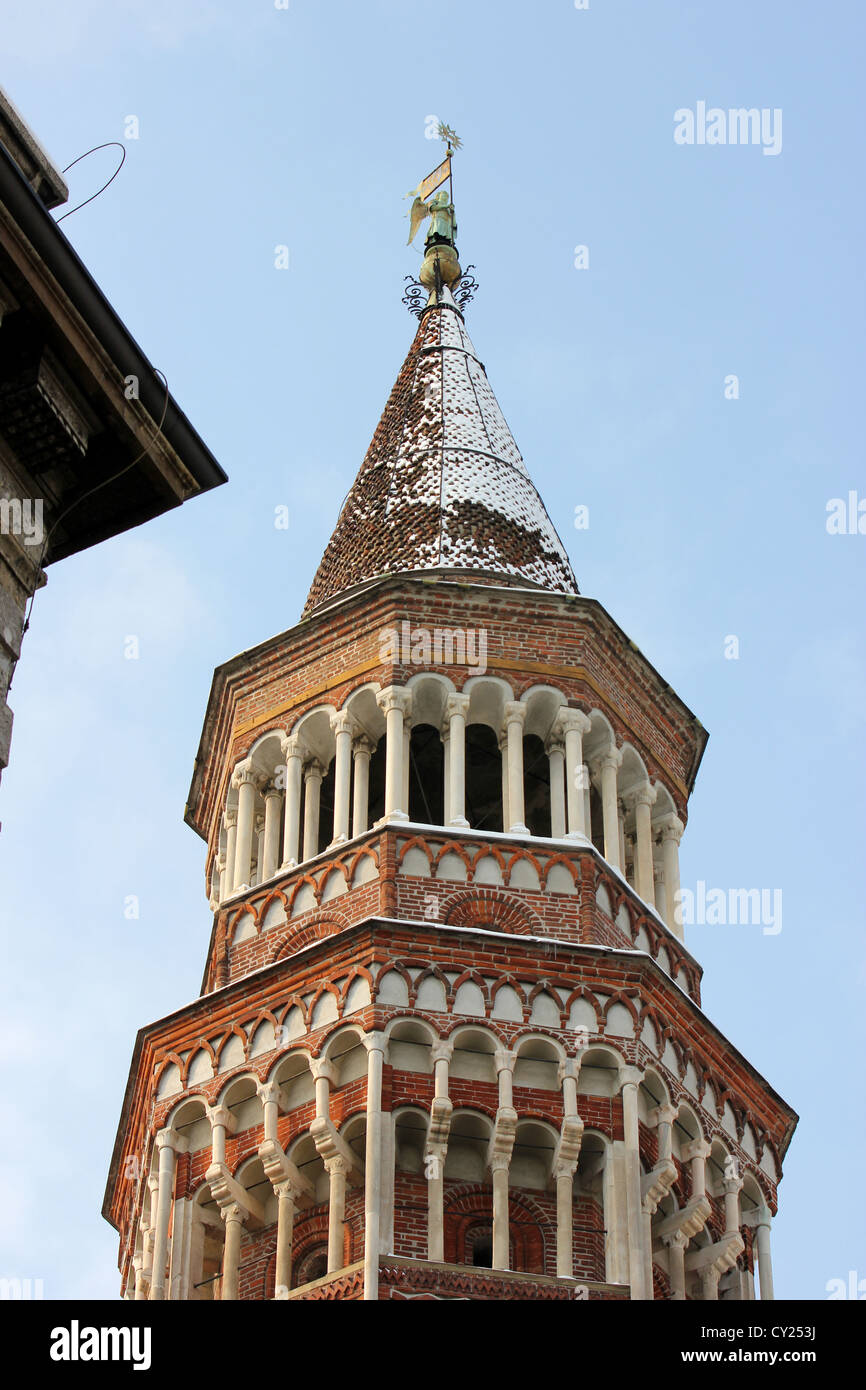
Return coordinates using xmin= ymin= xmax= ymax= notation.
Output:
xmin=270 ymin=909 xmax=351 ymax=963
xmin=443 ymin=1184 xmax=551 ymax=1275
xmin=540 ymin=854 xmax=580 ymax=890
xmin=441 ymin=888 xmax=542 ymax=936
xmin=396 ymin=835 xmax=435 ymax=868
xmin=254 ymin=888 xmax=289 ymax=927
xmin=502 ymin=847 xmax=545 ymax=885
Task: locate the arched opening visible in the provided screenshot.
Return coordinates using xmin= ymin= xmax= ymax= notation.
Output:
xmin=367 ymin=738 xmax=386 ymax=826
xmin=522 ymin=733 xmax=551 ymax=838
xmin=408 ymin=723 xmax=444 ymax=824
xmin=465 ymin=724 xmax=502 ymax=832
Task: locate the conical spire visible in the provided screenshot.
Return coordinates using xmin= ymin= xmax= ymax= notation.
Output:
xmin=303 ymin=192 xmax=577 ymax=617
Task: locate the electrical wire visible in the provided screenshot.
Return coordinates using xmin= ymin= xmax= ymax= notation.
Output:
xmin=56 ymin=141 xmax=126 ymax=223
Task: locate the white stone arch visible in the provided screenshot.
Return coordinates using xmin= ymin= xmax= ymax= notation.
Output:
xmin=286 ymin=1130 xmax=329 ymax=1207
xmin=393 ymin=1103 xmax=430 ymax=1176
xmin=448 ymin=1023 xmax=500 ymax=1086
xmin=578 ymin=1044 xmax=626 ymax=1098
xmin=291 ymin=704 xmax=338 ymax=767
xmin=638 ymin=1065 xmax=671 ymax=1120
xmin=216 ymin=1073 xmax=262 ymax=1135
xmin=463 ymin=675 xmax=514 ymax=731
xmin=404 ymin=670 xmax=455 ymax=726
xmin=519 ymin=684 xmax=567 ymax=737
xmin=512 ymin=1031 xmax=567 ymax=1093
xmin=671 ymin=1100 xmax=704 ymax=1157
xmin=321 ymin=1023 xmax=368 ymax=1087
xmin=707 ymin=1137 xmax=734 ymax=1198
xmin=443 ymin=1107 xmax=495 ymax=1181
xmin=165 ymin=1095 xmax=211 ymax=1153
xmin=511 ymin=1117 xmax=560 ymax=1191
xmin=343 ymin=682 xmax=386 ymax=744
xmin=268 ymin=1047 xmax=315 ymax=1112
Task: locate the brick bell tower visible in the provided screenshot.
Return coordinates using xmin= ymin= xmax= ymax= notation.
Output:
xmin=104 ymin=177 xmax=797 ymax=1303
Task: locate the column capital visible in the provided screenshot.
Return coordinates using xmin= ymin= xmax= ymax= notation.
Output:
xmin=330 ymin=710 xmax=356 ymax=737
xmin=303 ymin=758 xmax=324 ymax=781
xmin=592 ymin=746 xmax=623 ymax=777
xmin=681 ymin=1138 xmax=711 ymax=1163
xmin=430 ymin=1041 xmax=454 ymax=1066
xmin=659 ymin=814 xmax=685 ymax=843
xmin=231 ymin=759 xmax=257 ymax=790
xmin=445 ymin=691 xmax=471 ymax=720
xmin=557 ymin=1057 xmax=580 ymax=1085
xmin=257 ymin=1080 xmax=282 ymax=1107
xmin=554 ymin=707 xmax=592 ymax=737
xmin=724 ymin=1176 xmax=744 ymax=1197
xmin=494 ymin=1048 xmax=516 ymax=1075
xmin=221 ymin=1201 xmax=244 ymax=1226
xmin=377 ymin=685 xmax=412 ymax=717
xmin=155 ymin=1127 xmax=188 ymax=1155
xmin=279 ymin=733 xmax=304 ymax=762
xmin=206 ymin=1105 xmax=238 ymax=1133
xmin=323 ymin=1153 xmax=349 ymax=1178
xmin=361 ymin=1029 xmax=387 ymax=1056
xmin=309 ymin=1058 xmax=338 ymax=1085
xmin=617 ymin=1064 xmax=643 ymax=1091
xmin=352 ymin=734 xmax=376 ymax=758
xmin=262 ymin=781 xmax=282 ymax=803
xmin=648 ymin=1103 xmax=678 ymax=1129
xmin=664 ymin=1229 xmax=689 ymax=1250
xmin=502 ymin=700 xmax=527 ymax=729
xmin=223 ymin=807 xmax=237 ymax=830
xmin=623 ymin=781 xmax=657 ymax=812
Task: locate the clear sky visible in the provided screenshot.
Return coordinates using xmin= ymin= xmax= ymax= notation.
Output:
xmin=0 ymin=0 xmax=863 ymax=1300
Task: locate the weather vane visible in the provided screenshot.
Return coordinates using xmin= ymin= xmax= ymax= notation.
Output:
xmin=403 ymin=121 xmax=476 ymax=310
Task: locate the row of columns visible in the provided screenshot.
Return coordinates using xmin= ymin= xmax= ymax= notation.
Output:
xmin=136 ymin=1060 xmax=774 ymax=1303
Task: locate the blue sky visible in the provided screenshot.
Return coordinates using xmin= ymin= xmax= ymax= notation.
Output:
xmin=0 ymin=0 xmax=863 ymax=1299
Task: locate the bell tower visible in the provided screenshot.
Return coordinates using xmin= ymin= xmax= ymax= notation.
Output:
xmin=104 ymin=163 xmax=796 ymax=1302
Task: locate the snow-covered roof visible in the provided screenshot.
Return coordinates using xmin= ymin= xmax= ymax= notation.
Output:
xmin=303 ymin=286 xmax=578 ymax=616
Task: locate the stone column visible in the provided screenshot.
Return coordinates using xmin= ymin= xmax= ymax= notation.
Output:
xmin=258 ymin=1080 xmax=280 ymax=1144
xmin=701 ymin=1266 xmax=720 ymax=1301
xmin=555 ymin=1164 xmax=575 ymax=1278
xmin=217 ymin=852 xmax=227 ymax=904
xmin=402 ymin=719 xmax=412 ymax=818
xmin=302 ymin=759 xmax=323 ymax=861
xmin=427 ymin=1042 xmax=453 ymax=1263
xmin=491 ymin=1158 xmax=510 ymax=1271
xmin=324 ymin=1156 xmax=348 ymax=1273
xmin=582 ymin=773 xmax=592 ymax=844
xmin=274 ymin=1181 xmax=296 ymax=1296
xmin=352 ymin=736 xmax=374 ymax=837
xmin=445 ymin=693 xmax=470 ymax=828
xmin=261 ymin=783 xmax=282 ymax=882
xmin=133 ymin=1253 xmax=146 ymax=1301
xmin=254 ymin=812 xmax=265 ymax=885
xmin=651 ymin=1104 xmax=677 ymax=1165
xmin=666 ymin=1230 xmax=688 ymax=1301
xmin=546 ymin=736 xmax=566 ymax=839
xmin=224 ymin=809 xmax=237 ymax=897
xmin=653 ymin=863 xmax=666 ymax=918
xmin=498 ymin=732 xmax=510 ymax=831
xmin=220 ymin=1202 xmax=244 ymax=1300
xmin=377 ymin=687 xmax=412 ymax=821
xmin=660 ymin=816 xmax=685 ymax=940
xmin=619 ymin=1067 xmax=647 ymax=1300
xmin=723 ymin=1176 xmax=743 ymax=1236
xmin=631 ymin=783 xmax=657 ymax=905
xmin=330 ymin=712 xmax=354 ymax=845
xmin=363 ymin=1032 xmax=386 ymax=1300
xmin=559 ymin=709 xmax=592 ymax=839
xmin=596 ymin=748 xmax=623 ymax=871
xmin=209 ymin=1105 xmax=235 ymax=1168
xmin=149 ymin=1129 xmax=186 ymax=1301
xmin=279 ymin=736 xmax=304 ymax=870
xmin=232 ymin=762 xmax=257 ymax=891
xmin=141 ymin=1173 xmax=158 ymax=1293
xmin=441 ymin=723 xmax=451 ymax=825
xmin=755 ymin=1208 xmax=775 ymax=1300
xmin=503 ymin=702 xmax=528 ymax=834
xmin=683 ymin=1138 xmax=711 ymax=1202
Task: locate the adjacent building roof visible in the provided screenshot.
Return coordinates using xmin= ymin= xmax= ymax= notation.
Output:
xmin=303 ymin=286 xmax=577 ymax=616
